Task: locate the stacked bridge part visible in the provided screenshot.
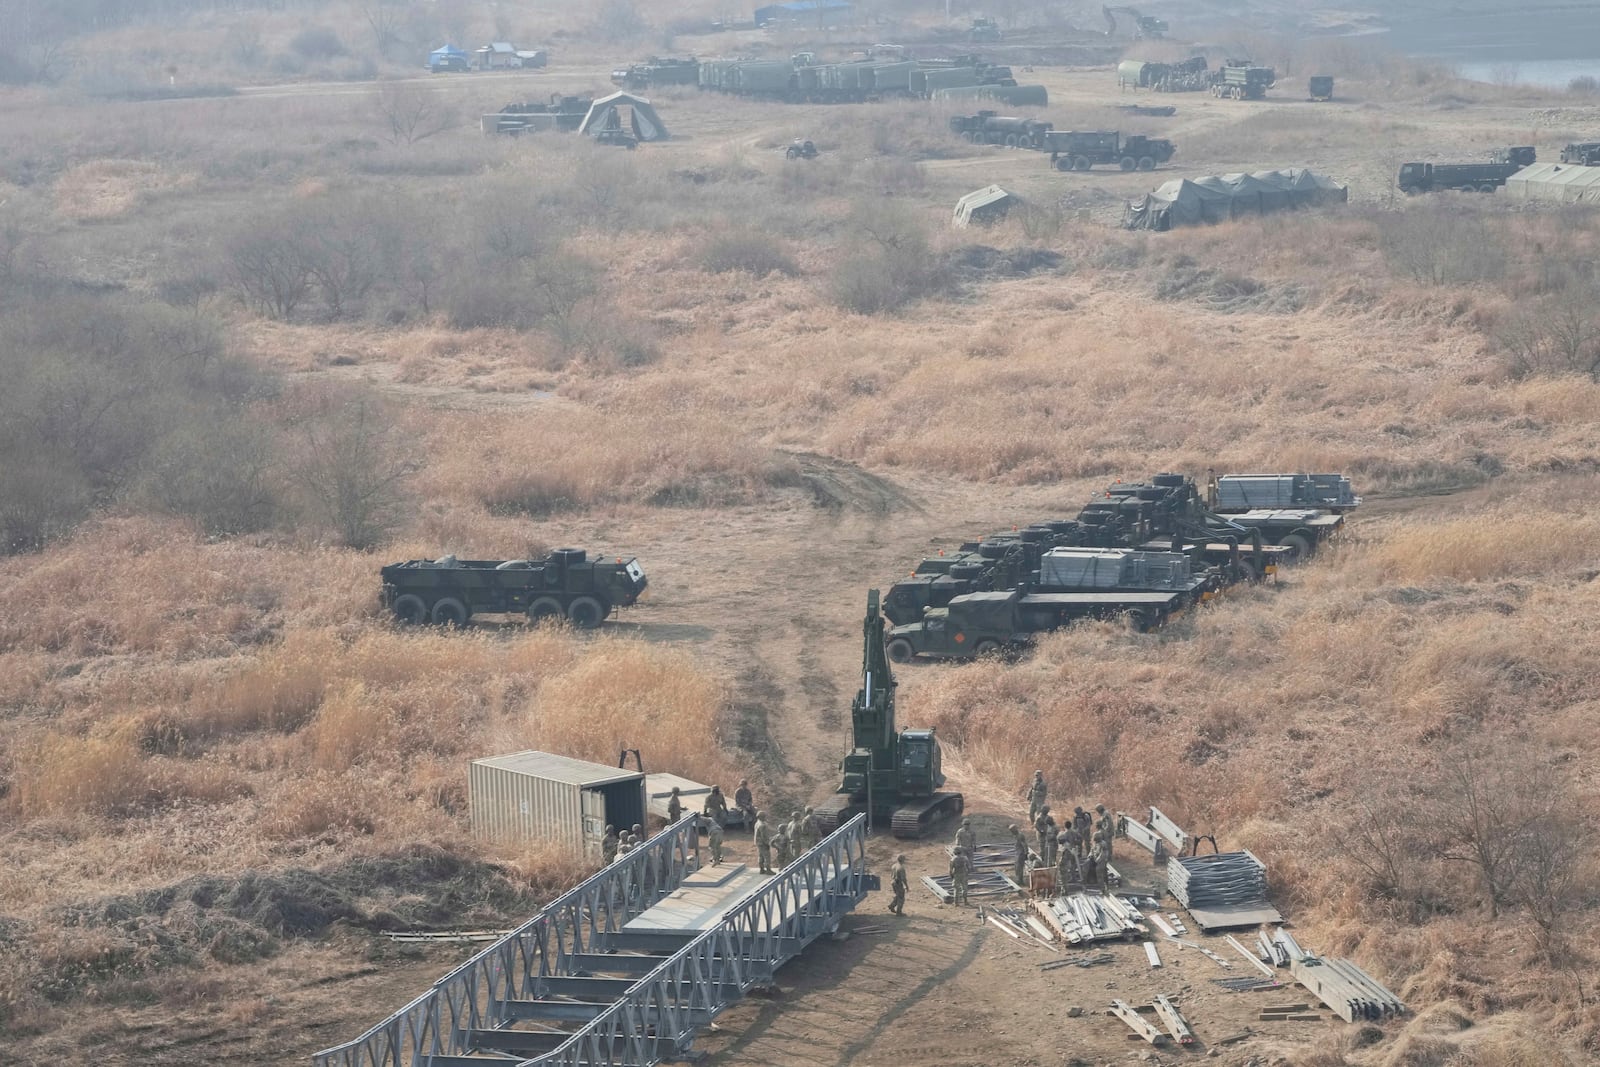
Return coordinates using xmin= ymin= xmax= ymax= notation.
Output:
xmin=1167 ymin=851 xmax=1283 ymax=931
xmin=314 ymin=814 xmax=872 ymax=1067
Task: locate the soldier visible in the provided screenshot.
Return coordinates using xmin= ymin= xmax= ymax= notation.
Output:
xmin=788 ymin=809 xmax=805 ymax=851
xmin=703 ymin=785 xmax=729 ymax=826
xmin=1056 ymin=830 xmax=1081 ymax=885
xmin=617 ymin=831 xmax=635 ymax=858
xmin=1034 ymin=806 xmax=1053 ymax=865
xmin=800 ymin=806 xmax=821 ymax=850
xmin=1095 ymin=805 xmax=1115 ymax=864
xmin=889 ymin=853 xmax=909 ymax=915
xmin=949 ymin=846 xmax=971 ymax=906
xmin=667 ymin=786 xmax=684 ymax=825
xmin=631 ymin=823 xmax=645 ymax=845
xmin=706 ymin=813 xmax=725 ymax=866
xmin=1073 ymin=805 xmax=1092 ymax=853
xmin=773 ymin=824 xmax=793 ymax=869
xmin=734 ymin=779 xmax=757 ymax=829
xmin=954 ymin=817 xmax=976 ymax=854
xmin=602 ymin=824 xmax=619 ymax=865
xmin=1061 ymin=823 xmax=1083 ymax=865
xmin=1010 ymin=824 xmax=1028 ymax=889
xmin=1042 ymin=813 xmax=1059 ymax=869
xmin=1027 ymin=770 xmax=1048 ymax=823
xmin=1079 ymin=844 xmax=1096 ymax=887
xmin=1090 ymin=839 xmax=1111 ymax=891
xmin=753 ymin=811 xmax=774 ymax=874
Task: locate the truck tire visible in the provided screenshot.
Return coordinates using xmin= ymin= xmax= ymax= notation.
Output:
xmin=886 ymin=638 xmax=915 ymax=663
xmin=1124 ymin=608 xmax=1157 ymax=633
xmin=1004 ymin=134 xmax=1019 ymax=147
xmin=1120 ymin=156 xmax=1136 ymax=171
xmin=431 ymin=597 xmax=469 ymax=627
xmin=1073 ymin=155 xmax=1091 ymax=171
xmin=1055 ymin=157 xmax=1073 ymax=172
xmin=974 ymin=639 xmax=1002 ymax=656
xmin=1138 ymin=155 xmax=1156 ymax=171
xmin=528 ymin=596 xmax=563 ymax=623
xmin=1479 ymin=183 xmax=1496 ymax=193
xmin=1017 ymin=134 xmax=1034 ymax=150
xmin=567 ymin=596 xmax=606 ymax=629
xmin=1279 ymin=532 xmax=1314 ymax=562
xmin=392 ymin=594 xmax=427 ymax=626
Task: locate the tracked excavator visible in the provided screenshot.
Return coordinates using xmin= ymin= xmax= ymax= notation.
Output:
xmin=1103 ymin=5 xmax=1168 ymax=39
xmin=813 ymin=590 xmax=964 ymax=837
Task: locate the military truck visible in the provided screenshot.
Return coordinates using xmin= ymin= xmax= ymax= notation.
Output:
xmin=1091 ymin=472 xmax=1341 ymax=561
xmin=1560 ymin=142 xmax=1600 ymax=165
xmin=380 ymin=549 xmax=647 ymax=628
xmin=1212 ymin=473 xmax=1360 ymax=514
xmin=611 ymin=56 xmax=699 ymax=91
xmin=1397 ymin=148 xmax=1533 ymax=193
xmin=1308 ymin=75 xmax=1334 ymax=101
xmin=1044 ymin=129 xmax=1174 ymax=171
xmin=970 ymin=17 xmax=1002 ymax=41
xmin=949 ymin=111 xmax=1052 ymax=148
xmin=1212 ymin=61 xmax=1275 ymax=100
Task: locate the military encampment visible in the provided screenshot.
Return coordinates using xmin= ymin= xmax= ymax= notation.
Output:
xmin=1124 ymin=168 xmax=1349 ymax=230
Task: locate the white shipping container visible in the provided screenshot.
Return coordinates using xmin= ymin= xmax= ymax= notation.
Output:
xmin=469 ymin=750 xmax=648 ymax=859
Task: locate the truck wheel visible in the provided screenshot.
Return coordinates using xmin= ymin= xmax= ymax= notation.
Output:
xmin=1055 ymin=157 xmax=1073 ymax=172
xmin=886 ymin=638 xmax=915 ymax=663
xmin=431 ymin=597 xmax=469 ymax=627
xmin=392 ymin=594 xmax=427 ymax=625
xmin=1138 ymin=156 xmax=1156 ymax=171
xmin=567 ymin=596 xmax=606 ymax=629
xmin=1017 ymin=134 xmax=1034 ymax=150
xmin=1279 ymin=532 xmax=1314 ymax=563
xmin=1004 ymin=134 xmax=1019 ymax=147
xmin=1073 ymin=155 xmax=1091 ymax=171
xmin=1124 ymin=608 xmax=1156 ymax=633
xmin=1120 ymin=156 xmax=1136 ymax=172
xmin=528 ymin=597 xmax=563 ymax=623
xmin=1478 ymin=183 xmax=1496 ymax=193
xmin=974 ymin=639 xmax=1002 ymax=656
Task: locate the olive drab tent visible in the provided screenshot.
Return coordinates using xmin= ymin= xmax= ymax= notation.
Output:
xmin=1502 ymin=162 xmax=1600 ymax=203
xmin=953 ymin=184 xmax=1017 ymax=227
xmin=1124 ymin=168 xmax=1347 ymax=230
xmin=577 ymin=91 xmax=670 ymax=141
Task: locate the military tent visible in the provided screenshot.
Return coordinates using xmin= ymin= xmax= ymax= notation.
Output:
xmin=1503 ymin=162 xmax=1600 ymax=203
xmin=1124 ymin=168 xmax=1347 ymax=230
xmin=953 ymin=184 xmax=1017 ymax=227
xmin=578 ymin=91 xmax=670 ymax=141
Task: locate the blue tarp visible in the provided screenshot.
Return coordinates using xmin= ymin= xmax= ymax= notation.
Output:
xmin=754 ymin=1 xmax=851 ymax=26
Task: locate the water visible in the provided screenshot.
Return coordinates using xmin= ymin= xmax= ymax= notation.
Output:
xmin=1382 ymin=7 xmax=1600 ymax=89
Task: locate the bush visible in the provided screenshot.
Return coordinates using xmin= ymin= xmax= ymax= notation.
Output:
xmin=827 ymin=202 xmax=949 ymax=314
xmin=698 ymin=230 xmax=800 ymax=276
xmin=289 ymin=27 xmax=347 ymax=60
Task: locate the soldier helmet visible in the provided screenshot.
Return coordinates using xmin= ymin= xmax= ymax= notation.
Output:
xmin=1008 ymin=823 xmax=1018 ymax=832
xmin=962 ymin=817 xmax=971 ymax=826
xmin=755 ymin=810 xmax=766 ymax=820
xmin=896 ymin=853 xmax=907 ymax=862
xmin=1095 ymin=804 xmax=1105 ymax=814
xmin=1040 ymin=805 xmax=1050 ymax=813
xmin=1074 ymin=805 xmax=1085 ymax=815
xmin=739 ymin=778 xmax=749 ymax=786
xmin=805 ymin=806 xmax=814 ymax=814
xmin=711 ymin=785 xmax=722 ymax=794
xmin=793 ymin=810 xmax=803 ymax=819
xmin=1033 ymin=769 xmax=1043 ymax=777
xmin=605 ymin=824 xmax=614 ymax=833
xmin=632 ymin=823 xmax=643 ymax=833
xmin=670 ymin=786 xmax=680 ymax=795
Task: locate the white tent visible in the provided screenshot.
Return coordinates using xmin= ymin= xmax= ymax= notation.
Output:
xmin=1503 ymin=162 xmax=1600 ymax=203
xmin=577 ymin=91 xmax=670 ymax=141
xmin=953 ymin=184 xmax=1017 ymax=227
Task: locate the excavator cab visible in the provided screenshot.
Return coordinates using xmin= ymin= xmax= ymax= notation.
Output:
xmin=897 ymin=729 xmax=944 ymax=797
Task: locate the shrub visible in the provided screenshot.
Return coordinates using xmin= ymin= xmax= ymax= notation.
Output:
xmin=698 ymin=231 xmax=800 ymax=276
xmin=289 ymin=27 xmax=347 ymax=60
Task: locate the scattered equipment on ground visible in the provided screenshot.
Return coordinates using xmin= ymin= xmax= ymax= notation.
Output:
xmin=381 ymin=549 xmax=647 ymax=628
xmin=1291 ymin=955 xmax=1407 ymax=1022
xmin=814 ymin=591 xmax=964 ymax=836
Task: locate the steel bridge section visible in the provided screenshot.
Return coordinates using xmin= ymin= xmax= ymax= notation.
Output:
xmin=314 ymin=815 xmax=870 ymax=1067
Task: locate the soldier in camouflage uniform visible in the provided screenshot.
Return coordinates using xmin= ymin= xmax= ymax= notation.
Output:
xmin=703 ymin=785 xmax=729 ymax=826
xmin=1090 ymin=839 xmax=1110 ymax=890
xmin=773 ymin=824 xmax=793 ymax=869
xmin=602 ymin=825 xmax=619 ymax=865
xmin=1056 ymin=830 xmax=1081 ymax=885
xmin=1033 ymin=806 xmax=1053 ymax=864
xmin=949 ymin=846 xmax=971 ymax=906
xmin=1027 ymin=770 xmax=1048 ymax=824
xmin=800 ymin=806 xmax=821 ymax=850
xmin=706 ymin=814 xmax=725 ymax=866
xmin=954 ymin=817 xmax=976 ymax=854
xmin=734 ymin=780 xmax=757 ymax=829
xmin=667 ymin=786 xmax=684 ymax=825
xmin=1010 ymin=824 xmax=1028 ymax=889
xmin=889 ymin=854 xmax=909 ymax=915
xmin=1095 ymin=805 xmax=1115 ymax=864
xmin=753 ymin=812 xmax=774 ymax=874
xmin=1073 ymin=806 xmax=1092 ymax=855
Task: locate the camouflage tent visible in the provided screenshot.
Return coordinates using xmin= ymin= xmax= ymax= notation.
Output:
xmin=1124 ymin=168 xmax=1346 ymax=230
xmin=1503 ymin=162 xmax=1600 ymax=203
xmin=578 ymin=91 xmax=670 ymax=141
xmin=953 ymin=184 xmax=1017 ymax=227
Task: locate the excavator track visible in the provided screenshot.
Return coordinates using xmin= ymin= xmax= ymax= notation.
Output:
xmin=812 ymin=796 xmax=863 ymax=837
xmin=889 ymin=792 xmax=964 ymax=839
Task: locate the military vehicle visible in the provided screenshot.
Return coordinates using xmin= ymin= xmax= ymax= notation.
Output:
xmin=1091 ymin=473 xmax=1341 ymax=561
xmin=785 ymin=138 xmax=818 ymax=158
xmin=611 ymin=56 xmax=699 ymax=91
xmin=1560 ymin=142 xmax=1600 ymax=165
xmin=1212 ymin=473 xmax=1360 ymax=514
xmin=1103 ymin=6 xmax=1167 ymax=39
xmin=1308 ymin=75 xmax=1334 ymax=101
xmin=1118 ymin=57 xmax=1208 ymax=92
xmin=1212 ymin=61 xmax=1275 ymax=100
xmin=380 ymin=549 xmax=647 ymax=628
xmin=813 ymin=591 xmax=964 ymax=836
xmin=1397 ymin=149 xmax=1533 ymax=193
xmin=970 ymin=17 xmax=1002 ymax=41
xmin=949 ymin=111 xmax=1053 ymax=148
xmin=1043 ymin=129 xmax=1174 ymax=171
xmin=887 ymin=592 xmax=1031 ymax=660
xmin=484 ymin=94 xmax=593 ymax=135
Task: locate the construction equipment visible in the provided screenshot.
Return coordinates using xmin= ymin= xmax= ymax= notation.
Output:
xmin=948 ymin=111 xmax=1053 ymax=148
xmin=970 ymin=16 xmax=1002 ymax=42
xmin=1397 ymin=147 xmax=1534 ymax=193
xmin=785 ymin=138 xmax=819 ymax=159
xmin=380 ymin=549 xmax=647 ymax=628
xmin=1308 ymin=75 xmax=1334 ymax=101
xmin=1103 ymin=6 xmax=1168 ymax=39
xmin=813 ymin=591 xmax=964 ymax=836
xmin=1212 ymin=60 xmax=1276 ymax=99
xmin=1043 ymin=129 xmax=1174 ymax=171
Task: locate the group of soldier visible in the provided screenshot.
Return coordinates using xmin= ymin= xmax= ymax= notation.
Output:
xmin=601 ymin=777 xmax=765 ymax=868
xmin=751 ymin=805 xmax=824 ymax=875
xmin=1023 ymin=769 xmax=1116 ymax=891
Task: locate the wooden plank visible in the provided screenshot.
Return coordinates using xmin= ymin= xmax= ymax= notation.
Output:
xmin=1109 ymin=1000 xmax=1167 ymax=1045
xmin=1153 ymin=994 xmax=1194 ymax=1044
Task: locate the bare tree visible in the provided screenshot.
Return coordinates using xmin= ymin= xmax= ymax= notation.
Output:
xmin=226 ymin=224 xmax=313 ymax=320
xmin=373 ymin=81 xmax=456 ymax=146
xmin=360 ymin=0 xmax=403 ymax=57
xmin=291 ymin=392 xmax=416 ymax=549
xmin=1498 ymin=287 xmax=1600 ymax=381
xmin=1432 ymin=748 xmax=1559 ymax=919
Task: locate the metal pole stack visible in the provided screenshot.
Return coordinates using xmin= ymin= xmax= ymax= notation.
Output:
xmin=1168 ymin=851 xmax=1269 ymax=910
xmin=1290 ymin=955 xmax=1406 ymax=1023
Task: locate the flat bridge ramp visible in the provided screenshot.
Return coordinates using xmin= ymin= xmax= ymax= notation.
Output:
xmin=314 ymin=814 xmax=871 ymax=1067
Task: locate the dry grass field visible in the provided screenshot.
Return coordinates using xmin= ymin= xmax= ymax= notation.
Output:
xmin=3 ymin=1 xmax=1600 ymax=1064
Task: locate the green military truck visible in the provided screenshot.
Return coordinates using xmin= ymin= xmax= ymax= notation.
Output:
xmin=1044 ymin=129 xmax=1174 ymax=171
xmin=381 ymin=549 xmax=647 ymax=628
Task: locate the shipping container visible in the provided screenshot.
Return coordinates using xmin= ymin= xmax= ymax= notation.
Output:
xmin=469 ymin=750 xmax=647 ymax=858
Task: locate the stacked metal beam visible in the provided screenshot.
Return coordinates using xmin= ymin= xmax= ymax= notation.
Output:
xmin=1168 ymin=851 xmax=1269 ymax=909
xmin=1033 ymin=892 xmax=1146 ymax=944
xmin=1290 ymin=955 xmax=1406 ymax=1023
